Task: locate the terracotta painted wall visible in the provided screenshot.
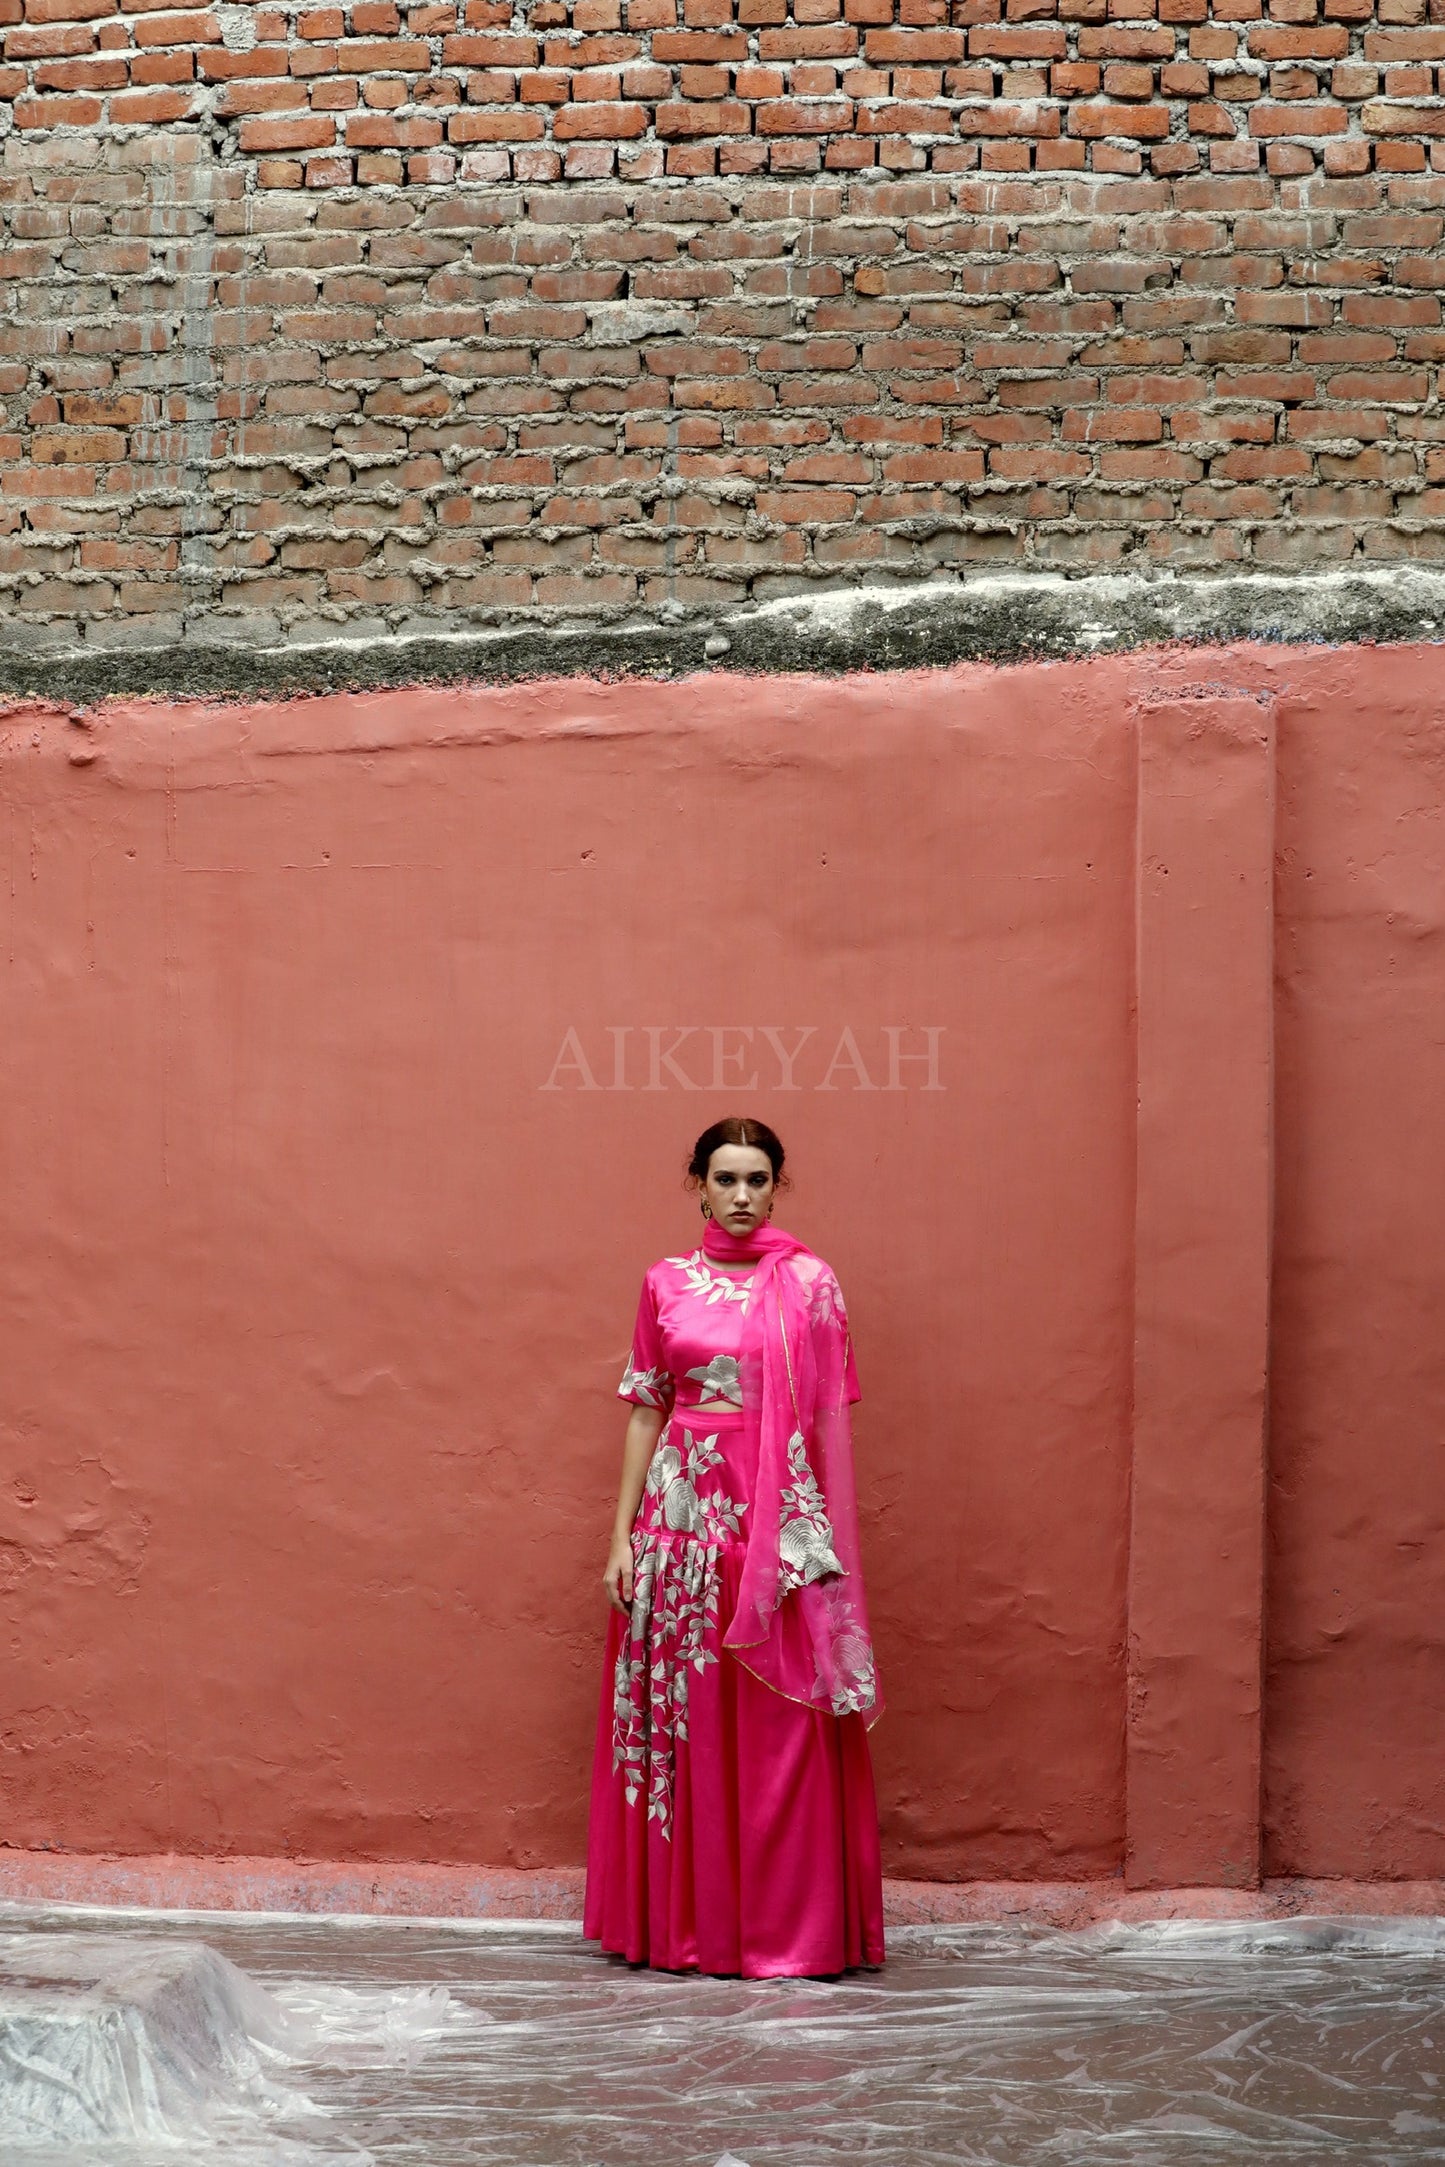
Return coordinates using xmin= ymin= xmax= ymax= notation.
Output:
xmin=1267 ymin=657 xmax=1445 ymax=1879
xmin=0 ymin=642 xmax=1441 ymax=1883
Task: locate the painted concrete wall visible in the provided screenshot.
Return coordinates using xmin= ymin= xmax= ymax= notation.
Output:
xmin=1267 ymin=663 xmax=1445 ymax=1878
xmin=0 ymin=643 xmax=1441 ymax=1883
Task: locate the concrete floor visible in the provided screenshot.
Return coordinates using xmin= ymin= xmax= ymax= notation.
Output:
xmin=2 ymin=1907 xmax=1443 ymax=2165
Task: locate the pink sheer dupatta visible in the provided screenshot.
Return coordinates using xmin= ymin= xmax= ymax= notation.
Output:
xmin=703 ymin=1218 xmax=883 ymax=1726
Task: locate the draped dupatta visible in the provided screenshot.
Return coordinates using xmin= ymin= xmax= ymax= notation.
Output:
xmin=702 ymin=1217 xmax=882 ymax=1725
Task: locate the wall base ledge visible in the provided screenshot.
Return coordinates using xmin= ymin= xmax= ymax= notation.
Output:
xmin=3 ymin=568 xmax=1444 ymax=703
xmin=1 ymin=1852 xmax=1441 ymax=1929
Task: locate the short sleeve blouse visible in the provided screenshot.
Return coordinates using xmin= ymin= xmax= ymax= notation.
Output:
xmin=617 ymin=1250 xmax=861 ymax=1414
xmin=617 ymin=1269 xmax=676 ymax=1411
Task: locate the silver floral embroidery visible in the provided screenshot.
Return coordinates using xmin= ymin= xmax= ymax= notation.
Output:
xmin=611 ymin=1428 xmax=748 ymax=1840
xmin=777 ymin=1429 xmax=844 ymax=1593
xmin=813 ymin=1577 xmax=879 ymax=1717
xmin=685 ymin=1353 xmax=743 ymax=1407
xmin=664 ymin=1250 xmax=754 ymax=1306
xmin=804 ymin=1261 xmax=842 ymax=1326
xmin=618 ymin=1358 xmax=670 ymax=1408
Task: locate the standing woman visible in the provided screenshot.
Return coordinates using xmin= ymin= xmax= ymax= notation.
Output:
xmin=584 ymin=1117 xmax=884 ymax=1978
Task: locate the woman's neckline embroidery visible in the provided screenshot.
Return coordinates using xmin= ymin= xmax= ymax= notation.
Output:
xmin=664 ymin=1249 xmax=756 ymax=1304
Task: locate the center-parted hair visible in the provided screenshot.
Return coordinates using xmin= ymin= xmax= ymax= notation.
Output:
xmin=686 ymin=1117 xmax=789 ymax=1191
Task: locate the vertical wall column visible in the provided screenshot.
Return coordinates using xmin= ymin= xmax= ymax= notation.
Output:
xmin=1127 ymin=694 xmax=1276 ymax=1889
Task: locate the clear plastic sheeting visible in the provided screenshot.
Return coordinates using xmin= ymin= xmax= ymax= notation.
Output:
xmin=0 ymin=1908 xmax=1442 ymax=2165
xmin=0 ymin=1928 xmax=464 ymax=2164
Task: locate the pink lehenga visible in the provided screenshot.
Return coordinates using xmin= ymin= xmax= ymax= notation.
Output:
xmin=584 ymin=1218 xmax=885 ymax=1979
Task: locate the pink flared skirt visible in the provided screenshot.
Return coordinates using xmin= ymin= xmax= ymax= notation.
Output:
xmin=583 ymin=1424 xmax=884 ymax=1979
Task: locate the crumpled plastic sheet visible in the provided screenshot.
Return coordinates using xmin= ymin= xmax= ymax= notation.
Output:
xmin=1 ymin=1908 xmax=1442 ymax=2165
xmin=0 ymin=1927 xmax=466 ymax=2164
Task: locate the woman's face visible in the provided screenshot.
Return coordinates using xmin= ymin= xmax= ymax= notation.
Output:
xmin=704 ymin=1144 xmax=776 ymax=1235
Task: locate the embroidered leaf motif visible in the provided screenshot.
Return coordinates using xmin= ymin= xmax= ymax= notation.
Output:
xmin=619 ymin=1358 xmax=670 ymax=1408
xmin=685 ymin=1354 xmax=743 ymax=1406
xmin=806 ymin=1264 xmax=843 ymax=1327
xmin=777 ymin=1429 xmax=844 ymax=1593
xmin=664 ymin=1250 xmax=754 ymax=1306
xmin=611 ymin=1427 xmax=746 ymax=1842
xmin=812 ymin=1576 xmax=879 ymax=1717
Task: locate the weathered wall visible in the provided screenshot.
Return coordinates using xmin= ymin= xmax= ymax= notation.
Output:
xmin=3 ymin=0 xmax=1445 ymax=669
xmin=1 ymin=641 xmax=1442 ymax=1883
xmin=1266 ymin=657 xmax=1445 ymax=1876
xmin=0 ymin=662 xmax=1138 ymax=1876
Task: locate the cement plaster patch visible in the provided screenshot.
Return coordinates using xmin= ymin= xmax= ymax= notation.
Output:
xmin=2 ymin=568 xmax=1444 ymax=701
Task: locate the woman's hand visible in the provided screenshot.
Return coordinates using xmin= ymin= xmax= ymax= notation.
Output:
xmin=604 ymin=1404 xmax=663 ymax=1616
xmin=604 ymin=1531 xmax=635 ymax=1616
xmin=602 ymin=1412 xmax=662 ymax=1620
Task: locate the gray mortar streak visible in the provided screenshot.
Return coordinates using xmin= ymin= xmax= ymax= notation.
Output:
xmin=1 ymin=571 xmax=1443 ymax=703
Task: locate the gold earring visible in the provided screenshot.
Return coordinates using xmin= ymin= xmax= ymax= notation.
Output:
xmin=701 ymin=1200 xmax=711 ymax=1219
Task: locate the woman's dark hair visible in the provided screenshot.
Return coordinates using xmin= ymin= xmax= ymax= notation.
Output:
xmin=686 ymin=1117 xmax=789 ymax=1191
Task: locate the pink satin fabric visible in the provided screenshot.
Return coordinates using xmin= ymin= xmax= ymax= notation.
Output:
xmin=583 ymin=1226 xmax=885 ymax=1978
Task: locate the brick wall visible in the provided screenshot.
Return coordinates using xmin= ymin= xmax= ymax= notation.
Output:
xmin=2 ymin=0 xmax=1444 ymax=648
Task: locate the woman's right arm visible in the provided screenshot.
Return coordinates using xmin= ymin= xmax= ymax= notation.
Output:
xmin=603 ymin=1404 xmax=665 ymax=1615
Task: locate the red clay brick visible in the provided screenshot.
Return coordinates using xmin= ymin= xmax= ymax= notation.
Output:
xmin=0 ymin=0 xmax=1440 ymax=632
xmin=112 ymin=85 xmax=199 ymax=118
xmin=34 ymin=52 xmax=125 ymax=87
xmin=5 ymin=22 xmax=95 ymax=55
xmin=554 ymin=97 xmax=648 ymax=134
xmin=13 ymin=89 xmax=102 ymax=121
xmin=656 ymin=94 xmax=751 ymax=129
xmin=1069 ymin=97 xmax=1172 ymax=133
xmin=132 ymin=10 xmax=220 ymax=46
xmin=239 ymin=114 xmax=338 ymax=150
